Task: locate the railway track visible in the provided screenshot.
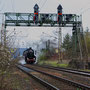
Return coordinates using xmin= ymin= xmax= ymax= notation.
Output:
xmin=19 ymin=64 xmax=90 ymax=90
xmin=17 ymin=65 xmax=59 ymax=90
xmin=33 ymin=64 xmax=90 ymax=77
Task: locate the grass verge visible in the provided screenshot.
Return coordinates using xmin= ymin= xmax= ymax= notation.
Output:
xmin=38 ymin=60 xmax=68 ymax=68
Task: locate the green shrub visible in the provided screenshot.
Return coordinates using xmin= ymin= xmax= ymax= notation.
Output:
xmin=37 ymin=54 xmax=47 ymax=63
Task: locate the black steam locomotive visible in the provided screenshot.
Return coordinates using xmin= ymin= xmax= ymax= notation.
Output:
xmin=23 ymin=47 xmax=36 ymax=64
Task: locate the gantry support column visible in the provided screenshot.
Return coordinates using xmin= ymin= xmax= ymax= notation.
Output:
xmin=58 ymin=27 xmax=62 ymax=63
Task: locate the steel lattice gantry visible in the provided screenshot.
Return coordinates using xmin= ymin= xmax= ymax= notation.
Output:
xmin=4 ymin=12 xmax=89 ymax=66
xmin=4 ymin=13 xmax=82 ymax=27
xmin=3 ymin=3 xmax=89 ymax=68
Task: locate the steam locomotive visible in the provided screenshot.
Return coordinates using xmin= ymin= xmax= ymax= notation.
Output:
xmin=23 ymin=47 xmax=36 ymax=64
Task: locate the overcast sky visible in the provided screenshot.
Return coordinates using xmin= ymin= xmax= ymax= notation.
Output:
xmin=0 ymin=0 xmax=90 ymax=48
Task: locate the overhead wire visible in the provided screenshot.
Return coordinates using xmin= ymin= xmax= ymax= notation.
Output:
xmin=11 ymin=0 xmax=15 ymax=12
xmin=0 ymin=0 xmax=5 ymax=12
xmin=57 ymin=0 xmax=90 ymax=15
xmin=79 ymin=8 xmax=90 ymax=15
xmin=39 ymin=0 xmax=48 ymax=11
xmin=73 ymin=1 xmax=90 ymax=14
xmin=38 ymin=0 xmax=42 ymax=5
xmin=0 ymin=0 xmax=2 ymax=5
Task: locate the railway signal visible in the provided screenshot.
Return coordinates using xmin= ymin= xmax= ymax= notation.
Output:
xmin=34 ymin=4 xmax=39 ymax=24
xmin=57 ymin=4 xmax=62 ymax=24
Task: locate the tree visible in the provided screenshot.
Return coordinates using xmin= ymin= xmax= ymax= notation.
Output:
xmin=62 ymin=33 xmax=72 ymax=59
xmin=84 ymin=28 xmax=90 ymax=56
xmin=0 ymin=44 xmax=11 ymax=89
xmin=0 ymin=29 xmax=19 ymax=89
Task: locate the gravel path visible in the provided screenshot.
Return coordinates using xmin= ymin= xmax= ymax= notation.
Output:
xmin=7 ymin=67 xmax=48 ymax=90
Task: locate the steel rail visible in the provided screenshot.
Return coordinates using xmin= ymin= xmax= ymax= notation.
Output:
xmin=16 ymin=65 xmax=59 ymax=90
xmin=34 ymin=64 xmax=90 ymax=77
xmin=22 ymin=64 xmax=90 ymax=90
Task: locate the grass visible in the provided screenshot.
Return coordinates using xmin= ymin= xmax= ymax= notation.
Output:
xmin=38 ymin=60 xmax=68 ymax=68
xmin=38 ymin=60 xmax=90 ymax=71
xmin=80 ymin=69 xmax=90 ymax=72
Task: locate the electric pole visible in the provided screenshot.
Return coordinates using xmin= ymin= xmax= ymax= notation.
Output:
xmin=1 ymin=14 xmax=5 ymax=45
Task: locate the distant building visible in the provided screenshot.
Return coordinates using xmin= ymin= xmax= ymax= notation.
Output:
xmin=11 ymin=48 xmax=27 ymax=58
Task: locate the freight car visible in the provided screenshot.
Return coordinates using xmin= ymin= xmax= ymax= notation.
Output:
xmin=23 ymin=47 xmax=36 ymax=64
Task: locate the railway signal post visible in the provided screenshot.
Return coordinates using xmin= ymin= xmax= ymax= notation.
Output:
xmin=34 ymin=4 xmax=39 ymax=24
xmin=57 ymin=4 xmax=63 ymax=63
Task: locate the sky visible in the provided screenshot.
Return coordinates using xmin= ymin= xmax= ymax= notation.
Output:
xmin=0 ymin=0 xmax=90 ymax=48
